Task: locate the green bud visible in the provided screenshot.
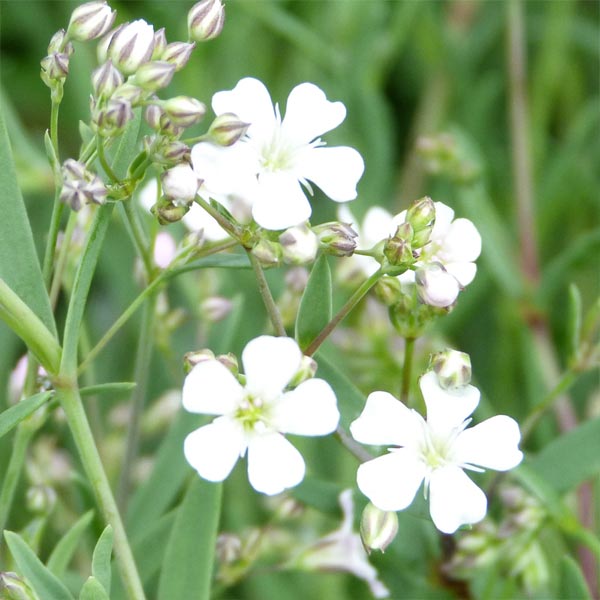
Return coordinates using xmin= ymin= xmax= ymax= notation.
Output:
xmin=161 ymin=42 xmax=195 ymax=71
xmin=67 ymin=1 xmax=116 ymax=42
xmin=132 ymin=60 xmax=175 ymax=91
xmin=183 ymin=349 xmax=215 ymax=372
xmin=383 ymin=223 xmax=414 ymax=267
xmin=216 ymin=352 xmax=238 ymax=375
xmin=188 ymin=0 xmax=225 ymax=42
xmin=26 ymin=485 xmax=57 ymax=515
xmin=151 ymin=196 xmax=190 ymax=225
xmin=251 ymin=238 xmax=281 ymax=267
xmin=313 ymin=221 xmax=358 ymax=257
xmin=406 ymin=196 xmax=435 ymax=232
xmin=374 ymin=276 xmax=403 ymax=306
xmin=360 ymin=503 xmax=398 ymax=554
xmin=160 ymin=96 xmax=206 ymax=128
xmin=0 ymin=572 xmax=39 ymax=600
xmin=288 ymin=356 xmax=318 ymax=388
xmin=151 ymin=28 xmax=167 ymax=59
xmin=208 ymin=112 xmax=249 ymax=146
xmin=429 ymin=349 xmax=471 ymax=390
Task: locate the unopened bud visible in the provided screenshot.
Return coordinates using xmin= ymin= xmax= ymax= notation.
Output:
xmin=112 ymin=82 xmax=144 ymax=105
xmin=0 ymin=572 xmax=38 ymax=600
xmin=188 ymin=0 xmax=225 ymax=42
xmin=132 ymin=60 xmax=175 ymax=91
xmin=151 ymin=197 xmax=190 ymax=225
xmin=91 ymin=59 xmax=123 ymax=98
xmin=103 ymin=97 xmax=134 ymax=131
xmin=184 ymin=349 xmax=215 ymax=372
xmin=151 ymin=28 xmax=167 ymax=59
xmin=162 ymin=42 xmax=195 ymax=71
xmin=160 ymin=96 xmax=206 ymax=128
xmin=208 ymin=112 xmax=249 ymax=146
xmin=161 ymin=164 xmax=199 ymax=204
xmin=288 ymin=356 xmax=318 ymax=387
xmin=144 ymin=104 xmax=164 ymax=130
xmin=313 ymin=221 xmax=358 ymax=257
xmin=252 ymin=238 xmax=281 ymax=266
xmin=430 ymin=349 xmax=471 ymax=390
xmin=280 ymin=225 xmax=318 ymax=265
xmin=107 ymin=19 xmax=155 ymax=75
xmin=26 ymin=485 xmax=57 ymax=515
xmin=415 ymin=263 xmax=459 ymax=308
xmin=360 ymin=503 xmax=398 ymax=554
xmin=406 ymin=196 xmax=435 ymax=232
xmin=160 ymin=140 xmax=191 ymax=164
xmin=41 ymin=52 xmax=70 ymax=84
xmin=60 ymin=159 xmax=107 ymax=210
xmin=48 ymin=29 xmax=73 ymax=55
xmin=97 ymin=24 xmax=121 ymax=64
xmin=374 ymin=276 xmax=403 ymax=306
xmin=216 ymin=352 xmax=238 ymax=375
xmin=411 ymin=223 xmax=433 ymax=250
xmin=216 ymin=534 xmax=242 ymax=565
xmin=67 ymin=1 xmax=116 ymax=42
xmin=383 ymin=223 xmax=414 ymax=267
xmin=200 ymin=297 xmax=233 ymax=322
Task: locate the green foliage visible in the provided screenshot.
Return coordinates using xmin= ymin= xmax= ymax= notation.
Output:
xmin=0 ymin=391 xmax=52 ymax=439
xmin=91 ymin=526 xmax=113 ymax=594
xmin=47 ymin=511 xmax=94 ymax=579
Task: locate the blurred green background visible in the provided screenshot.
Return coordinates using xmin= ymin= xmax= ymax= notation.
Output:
xmin=0 ymin=1 xmax=598 ymax=598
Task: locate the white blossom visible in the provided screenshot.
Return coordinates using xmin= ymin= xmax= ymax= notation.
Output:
xmin=182 ymin=336 xmax=339 ymax=495
xmin=191 ymin=77 xmax=364 ymax=230
xmin=161 ymin=164 xmax=199 ymax=204
xmin=350 ymin=371 xmax=523 ymax=534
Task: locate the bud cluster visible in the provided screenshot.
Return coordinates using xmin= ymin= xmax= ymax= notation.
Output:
xmin=313 ymin=221 xmax=358 ymax=257
xmin=59 ymin=159 xmax=107 ymax=211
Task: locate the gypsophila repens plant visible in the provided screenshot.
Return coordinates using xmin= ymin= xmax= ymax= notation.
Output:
xmin=0 ymin=1 xmax=598 ymax=598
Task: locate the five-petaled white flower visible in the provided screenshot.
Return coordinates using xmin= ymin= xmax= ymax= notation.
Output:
xmin=191 ymin=77 xmax=365 ymax=230
xmin=182 ymin=336 xmax=340 ymax=495
xmin=350 ymin=372 xmax=523 ymax=534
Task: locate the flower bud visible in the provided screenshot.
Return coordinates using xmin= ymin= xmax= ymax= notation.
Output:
xmin=91 ymin=59 xmax=123 ymax=98
xmin=40 ymin=52 xmax=70 ymax=84
xmin=216 ymin=352 xmax=238 ymax=374
xmin=280 ymin=225 xmax=318 ymax=265
xmin=97 ymin=24 xmax=121 ymax=63
xmin=430 ymin=349 xmax=471 ymax=390
xmin=103 ymin=97 xmax=134 ymax=131
xmin=161 ymin=164 xmax=199 ymax=204
xmin=208 ymin=112 xmax=249 ymax=146
xmin=360 ymin=503 xmax=398 ymax=554
xmin=415 ymin=263 xmax=459 ymax=308
xmin=26 ymin=484 xmax=57 ymax=515
xmin=60 ymin=159 xmax=107 ymax=210
xmin=374 ymin=276 xmax=403 ymax=306
xmin=0 ymin=572 xmax=38 ymax=600
xmin=188 ymin=0 xmax=225 ymax=42
xmin=252 ymin=239 xmax=281 ymax=267
xmin=132 ymin=60 xmax=175 ymax=91
xmin=383 ymin=223 xmax=414 ymax=267
xmin=184 ymin=348 xmax=215 ymax=372
xmin=162 ymin=42 xmax=196 ymax=71
xmin=406 ymin=196 xmax=435 ymax=233
xmin=67 ymin=1 xmax=116 ymax=42
xmin=151 ymin=28 xmax=167 ymax=59
xmin=151 ymin=197 xmax=190 ymax=225
xmin=144 ymin=104 xmax=164 ymax=130
xmin=313 ymin=221 xmax=358 ymax=257
xmin=107 ymin=19 xmax=155 ymax=75
xmin=288 ymin=355 xmax=318 ymax=387
xmin=48 ymin=29 xmax=73 ymax=55
xmin=159 ymin=140 xmax=191 ymax=164
xmin=201 ymin=297 xmax=233 ymax=322
xmin=216 ymin=534 xmax=242 ymax=565
xmin=160 ymin=96 xmax=206 ymax=128
xmin=112 ymin=82 xmax=144 ymax=105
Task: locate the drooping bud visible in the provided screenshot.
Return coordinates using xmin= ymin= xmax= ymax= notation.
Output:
xmin=183 ymin=348 xmax=215 ymax=372
xmin=162 ymin=42 xmax=196 ymax=71
xmin=151 ymin=28 xmax=168 ymax=59
xmin=252 ymin=238 xmax=281 ymax=267
xmin=161 ymin=164 xmax=199 ymax=204
xmin=208 ymin=112 xmax=249 ymax=146
xmin=107 ymin=19 xmax=155 ymax=75
xmin=415 ymin=263 xmax=459 ymax=308
xmin=430 ymin=349 xmax=471 ymax=390
xmin=160 ymin=96 xmax=206 ymax=128
xmin=67 ymin=1 xmax=116 ymax=42
xmin=383 ymin=223 xmax=414 ymax=268
xmin=313 ymin=221 xmax=358 ymax=257
xmin=280 ymin=225 xmax=318 ymax=265
xmin=132 ymin=60 xmax=176 ymax=91
xmin=360 ymin=502 xmax=398 ymax=554
xmin=0 ymin=572 xmax=38 ymax=600
xmin=200 ymin=297 xmax=233 ymax=323
xmin=188 ymin=0 xmax=225 ymax=42
xmin=151 ymin=197 xmax=190 ymax=225
xmin=59 ymin=159 xmax=107 ymax=210
xmin=91 ymin=59 xmax=123 ymax=98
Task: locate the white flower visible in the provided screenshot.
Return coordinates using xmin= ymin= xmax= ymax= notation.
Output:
xmin=161 ymin=164 xmax=199 ymax=204
xmin=182 ymin=336 xmax=340 ymax=495
xmin=107 ymin=19 xmax=155 ymax=75
xmin=350 ymin=371 xmax=523 ymax=534
xmin=191 ymin=77 xmax=365 ymax=230
xmin=153 ymin=231 xmax=177 ymax=269
xmin=280 ymin=225 xmax=319 ymax=265
xmin=295 ymin=489 xmax=389 ymax=598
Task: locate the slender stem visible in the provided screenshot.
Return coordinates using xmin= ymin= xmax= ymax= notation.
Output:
xmin=56 ymin=383 xmax=146 ymax=600
xmin=305 ymin=270 xmax=383 ymax=357
xmin=120 ymin=201 xmax=154 ymax=277
xmin=335 ymin=425 xmax=372 ymax=463
xmin=400 ymin=337 xmax=416 ymax=405
xmin=49 ymin=210 xmax=78 ymax=308
xmin=194 ymin=196 xmax=242 ymax=240
xmin=117 ymin=294 xmax=157 ymax=512
xmin=50 ymin=100 xmax=60 ymax=162
xmin=97 ymin=138 xmax=119 ymax=184
xmin=247 ymin=250 xmax=286 ymax=336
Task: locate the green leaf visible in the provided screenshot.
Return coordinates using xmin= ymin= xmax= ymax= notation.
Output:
xmin=170 ymin=253 xmax=251 ymax=277
xmin=5 ymin=530 xmax=74 ymax=600
xmin=558 ymin=555 xmax=592 ymax=600
xmin=566 ymin=283 xmax=582 ymax=362
xmin=0 ymin=105 xmax=56 ymax=335
xmin=529 ymin=416 xmax=600 ymax=492
xmin=47 ymin=511 xmax=94 ymax=579
xmin=157 ymin=478 xmax=222 ymax=600
xmin=79 ymin=382 xmax=136 ymax=398
xmin=0 ymin=391 xmax=52 ymax=439
xmin=79 ymin=577 xmax=110 ymax=600
xmin=295 ymin=254 xmax=332 ymax=351
xmin=91 ymin=526 xmax=113 ymax=594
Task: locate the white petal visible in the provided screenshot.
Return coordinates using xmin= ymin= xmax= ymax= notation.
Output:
xmin=431 ymin=201 xmax=454 ymax=239
xmin=299 ymin=146 xmax=365 ymax=202
xmin=242 ymin=336 xmax=302 ymax=400
xmin=182 ymin=360 xmax=244 ymax=415
xmin=184 ymin=417 xmax=246 ymax=482
xmin=362 ymin=206 xmax=396 ymax=248
xmin=137 ymin=179 xmax=158 ymax=212
xmin=441 ymin=218 xmax=482 ymax=263
xmin=453 ymin=415 xmax=523 ymax=471
xmin=274 ymin=378 xmax=339 ymax=436
xmin=212 ymin=77 xmax=276 ymax=141
xmin=337 ymin=204 xmax=358 ymax=232
xmin=282 ymin=82 xmax=346 ymax=144
xmin=419 ymin=371 xmax=479 ymax=434
xmin=356 ymin=449 xmax=425 ymax=512
xmin=350 ymin=391 xmax=422 ymax=448
xmin=415 ymin=264 xmax=460 ymax=307
xmin=252 ymin=171 xmax=312 ymax=230
xmin=247 ymin=432 xmax=305 ymax=494
xmin=428 ymin=466 xmax=487 ymax=533
xmin=445 ymin=261 xmax=477 ymax=287
xmin=182 ymin=201 xmax=229 ymax=241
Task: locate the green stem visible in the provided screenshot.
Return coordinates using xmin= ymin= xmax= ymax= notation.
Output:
xmin=400 ymin=337 xmax=416 ymax=405
xmin=193 ymin=196 xmax=241 ymax=240
xmin=56 ymin=383 xmax=146 ymax=600
xmin=247 ymin=250 xmax=286 ymax=336
xmin=305 ymin=269 xmax=383 ymax=356
xmin=0 ymin=278 xmax=61 ymax=374
xmin=117 ymin=294 xmax=157 ymax=512
xmin=120 ymin=201 xmax=153 ymax=277
xmin=50 ymin=100 xmax=60 ymax=161
xmin=97 ymin=138 xmax=119 ymax=184
xmin=49 ymin=210 xmax=78 ymax=308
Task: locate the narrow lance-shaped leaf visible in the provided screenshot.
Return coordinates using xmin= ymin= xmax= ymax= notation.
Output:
xmin=79 ymin=577 xmax=110 ymax=600
xmin=92 ymin=526 xmax=113 ymax=594
xmin=47 ymin=511 xmax=95 ymax=578
xmin=0 ymin=391 xmax=53 ymax=440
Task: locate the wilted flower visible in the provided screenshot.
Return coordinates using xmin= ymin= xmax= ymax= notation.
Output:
xmin=182 ymin=336 xmax=339 ymax=495
xmin=350 ymin=370 xmax=523 ymax=534
xmin=191 ymin=77 xmax=364 ymax=230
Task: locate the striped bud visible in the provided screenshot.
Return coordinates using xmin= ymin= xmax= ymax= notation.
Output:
xmin=107 ymin=19 xmax=154 ymax=75
xmin=188 ymin=0 xmax=225 ymax=42
xmin=67 ymin=1 xmax=116 ymax=42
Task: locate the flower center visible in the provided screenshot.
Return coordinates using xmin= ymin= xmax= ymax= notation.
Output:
xmin=418 ymin=423 xmax=456 ymax=471
xmin=260 ymin=127 xmax=295 ymax=173
xmin=234 ymin=393 xmax=271 ymax=432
